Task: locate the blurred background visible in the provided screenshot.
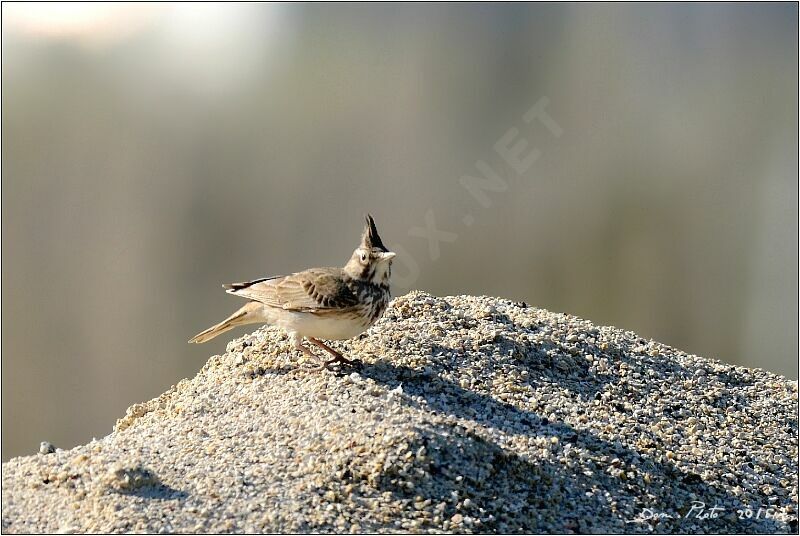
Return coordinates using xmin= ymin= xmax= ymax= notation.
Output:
xmin=2 ymin=3 xmax=797 ymax=460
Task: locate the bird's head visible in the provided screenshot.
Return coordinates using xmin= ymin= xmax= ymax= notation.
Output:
xmin=344 ymin=214 xmax=395 ymax=285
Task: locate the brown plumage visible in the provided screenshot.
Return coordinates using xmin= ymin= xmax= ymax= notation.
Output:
xmin=222 ymin=269 xmax=360 ymax=312
xmin=189 ymin=215 xmax=395 ymax=370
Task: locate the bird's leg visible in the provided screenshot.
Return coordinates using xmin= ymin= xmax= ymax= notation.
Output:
xmin=291 ymin=333 xmax=325 ymax=369
xmin=308 ymin=338 xmax=357 ymax=368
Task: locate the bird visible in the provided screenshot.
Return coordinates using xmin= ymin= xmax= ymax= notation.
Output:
xmin=189 ymin=214 xmax=395 ymax=370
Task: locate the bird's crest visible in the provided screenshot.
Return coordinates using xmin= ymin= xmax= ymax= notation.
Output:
xmin=361 ymin=214 xmax=388 ymax=252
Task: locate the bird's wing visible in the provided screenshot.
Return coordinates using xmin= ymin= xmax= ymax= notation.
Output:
xmin=224 ymin=269 xmax=359 ymax=312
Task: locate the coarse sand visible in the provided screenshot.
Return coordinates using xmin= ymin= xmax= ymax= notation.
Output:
xmin=2 ymin=292 xmax=797 ymax=533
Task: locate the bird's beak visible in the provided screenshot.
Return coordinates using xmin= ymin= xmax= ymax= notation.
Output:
xmin=380 ymin=251 xmax=396 ymax=262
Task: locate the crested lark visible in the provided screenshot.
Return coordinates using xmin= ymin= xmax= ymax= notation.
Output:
xmin=189 ymin=215 xmax=395 ymax=370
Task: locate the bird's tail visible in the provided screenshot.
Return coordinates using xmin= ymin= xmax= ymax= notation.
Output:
xmin=188 ymin=301 xmax=264 ymax=343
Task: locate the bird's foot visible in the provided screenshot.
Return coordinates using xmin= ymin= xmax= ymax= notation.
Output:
xmin=306 ymin=337 xmax=361 ymax=372
xmin=322 ymin=355 xmax=362 ymax=371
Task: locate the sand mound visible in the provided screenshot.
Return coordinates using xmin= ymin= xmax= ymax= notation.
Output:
xmin=3 ymin=292 xmax=797 ymax=533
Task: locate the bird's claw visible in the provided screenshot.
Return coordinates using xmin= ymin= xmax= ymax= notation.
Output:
xmin=318 ymin=356 xmax=362 ymax=372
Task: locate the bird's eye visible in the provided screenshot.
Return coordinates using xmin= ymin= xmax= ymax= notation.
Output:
xmin=360 ymin=252 xmax=367 ymax=262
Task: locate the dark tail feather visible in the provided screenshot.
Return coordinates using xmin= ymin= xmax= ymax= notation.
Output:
xmin=222 ymin=277 xmax=275 ymax=291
